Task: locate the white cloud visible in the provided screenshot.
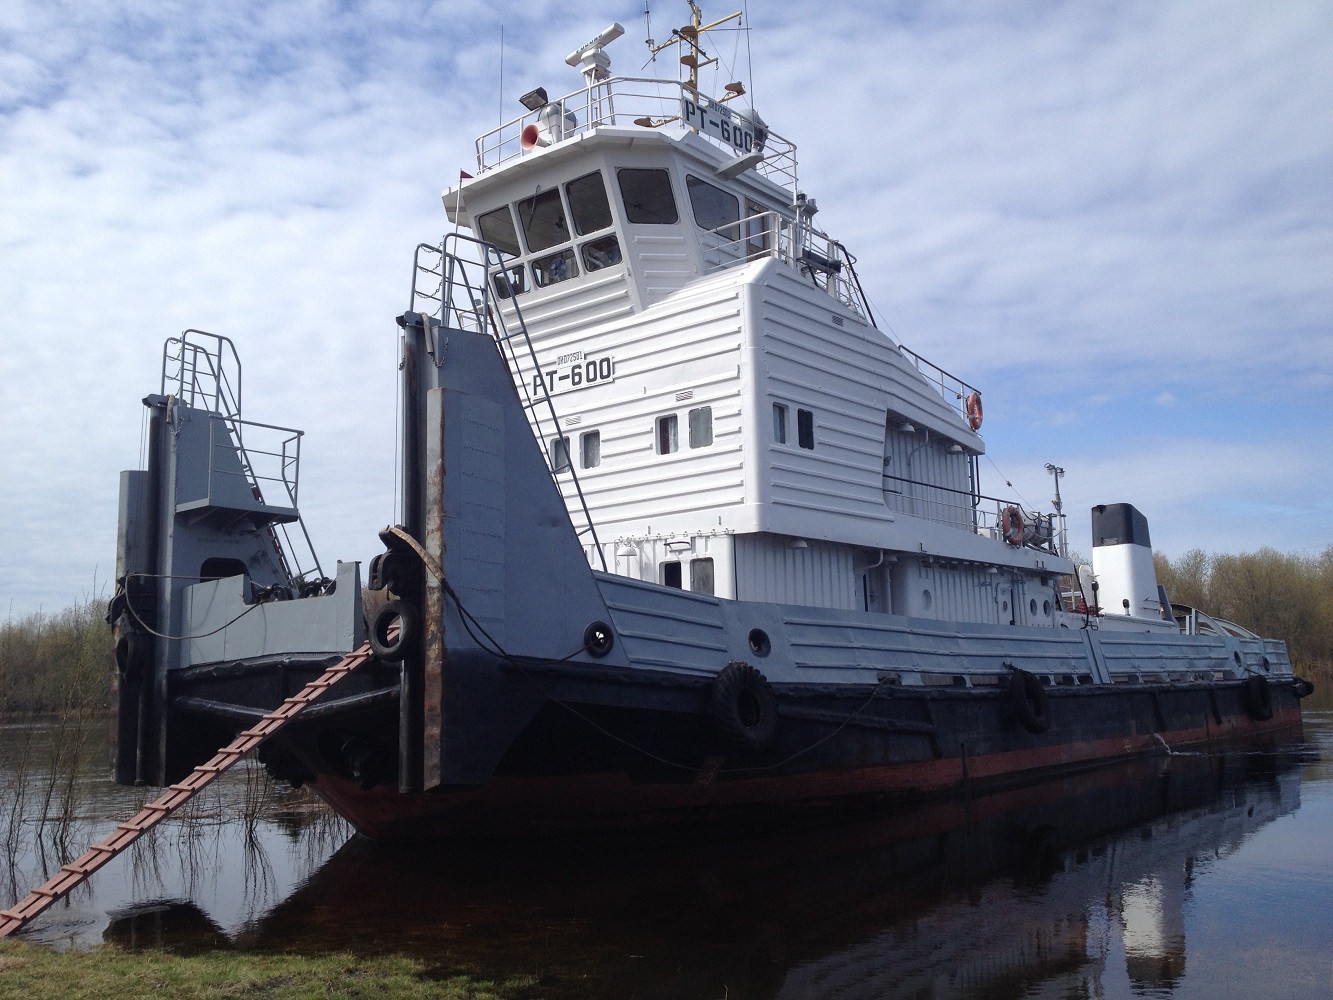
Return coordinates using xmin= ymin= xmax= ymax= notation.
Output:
xmin=1 ymin=0 xmax=1330 ymax=614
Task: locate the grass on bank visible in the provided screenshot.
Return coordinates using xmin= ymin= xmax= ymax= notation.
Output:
xmin=0 ymin=941 xmax=536 ymax=1000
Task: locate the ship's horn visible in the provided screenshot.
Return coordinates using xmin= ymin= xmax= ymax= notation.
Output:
xmin=520 ymin=124 xmax=549 ymax=150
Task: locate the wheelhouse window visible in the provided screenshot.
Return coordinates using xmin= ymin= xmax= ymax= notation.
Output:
xmin=773 ymin=403 xmax=788 ymax=444
xmin=518 ymin=189 xmax=569 ymax=253
xmin=492 ymin=263 xmax=526 ymax=299
xmin=744 ymin=199 xmax=770 ymax=257
xmin=797 ymin=408 xmax=815 ymax=449
xmin=566 ymin=172 xmax=614 ymax=234
xmin=476 ymin=205 xmax=522 ymax=257
xmin=581 ymin=234 xmax=622 ymax=273
xmin=686 ymin=176 xmax=740 ymax=240
xmin=533 ymin=247 xmax=578 ymax=287
xmin=656 ymin=414 xmax=679 ymax=454
xmin=618 ymin=168 xmax=678 ymax=224
xmin=580 ymin=430 xmax=601 ymax=469
xmin=688 ymin=406 xmax=713 ymax=448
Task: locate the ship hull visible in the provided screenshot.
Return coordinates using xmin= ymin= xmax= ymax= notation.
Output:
xmin=254 ymin=659 xmax=1304 ymax=839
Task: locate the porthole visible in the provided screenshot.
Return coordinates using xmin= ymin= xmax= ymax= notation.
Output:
xmin=748 ymin=629 xmax=771 ymax=657
xmin=1042 ymin=600 xmax=1052 ymax=616
xmin=921 ymin=589 xmax=933 ymax=611
xmin=1029 ymin=598 xmax=1038 ymax=616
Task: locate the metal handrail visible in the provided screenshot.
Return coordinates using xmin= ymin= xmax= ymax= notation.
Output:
xmin=474 ymin=76 xmax=798 ymax=194
xmin=896 ymin=344 xmax=981 ymax=427
xmin=698 ymin=210 xmax=867 ymax=316
xmin=161 ymin=330 xmax=323 ymax=587
xmin=409 ymin=237 xmax=608 ymax=573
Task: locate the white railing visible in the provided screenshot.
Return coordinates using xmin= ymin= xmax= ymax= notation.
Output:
xmin=697 ymin=209 xmax=867 ymax=316
xmin=475 ymin=76 xmax=798 ymax=194
xmin=897 ymin=344 xmax=981 ymax=430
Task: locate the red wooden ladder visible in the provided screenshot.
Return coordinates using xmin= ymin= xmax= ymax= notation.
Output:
xmin=0 ymin=639 xmax=378 ymax=938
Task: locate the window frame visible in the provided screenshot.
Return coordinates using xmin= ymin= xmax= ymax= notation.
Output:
xmin=797 ymin=408 xmax=815 ymax=450
xmin=580 ymin=429 xmax=601 ymax=469
xmin=656 ymin=413 xmax=679 ymax=455
xmin=617 ymin=167 xmax=680 ymax=225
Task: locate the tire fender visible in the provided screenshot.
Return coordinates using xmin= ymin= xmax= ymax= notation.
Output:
xmin=711 ymin=661 xmax=779 ymax=751
xmin=1009 ymin=669 xmax=1052 ymax=735
xmin=370 ymin=600 xmax=421 ymax=662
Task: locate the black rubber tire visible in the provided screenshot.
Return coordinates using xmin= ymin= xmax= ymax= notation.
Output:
xmin=1243 ymin=675 xmax=1274 ymax=721
xmin=370 ymin=599 xmax=420 ymax=662
xmin=115 ymin=631 xmax=150 ymax=684
xmin=711 ymin=661 xmax=779 ymax=751
xmin=1010 ymin=669 xmax=1052 ymax=735
xmin=1293 ymin=677 xmax=1315 ymax=699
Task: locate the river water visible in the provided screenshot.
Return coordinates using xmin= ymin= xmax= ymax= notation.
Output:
xmin=3 ymin=698 xmax=1330 ymax=999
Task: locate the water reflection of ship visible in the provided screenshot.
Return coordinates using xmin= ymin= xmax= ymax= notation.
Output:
xmin=214 ymin=735 xmax=1301 ymax=998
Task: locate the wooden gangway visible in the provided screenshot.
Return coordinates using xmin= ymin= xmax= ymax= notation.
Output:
xmin=0 ymin=639 xmax=378 ymax=938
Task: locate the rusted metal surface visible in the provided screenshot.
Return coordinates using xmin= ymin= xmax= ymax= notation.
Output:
xmin=422 ymin=388 xmax=446 ymax=790
xmin=0 ymin=638 xmax=379 ymax=939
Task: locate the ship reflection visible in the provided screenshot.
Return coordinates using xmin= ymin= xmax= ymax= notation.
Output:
xmin=113 ymin=734 xmax=1305 ymax=998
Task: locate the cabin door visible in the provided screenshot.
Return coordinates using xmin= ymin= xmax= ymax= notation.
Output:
xmin=860 ymin=564 xmax=889 ymax=613
xmin=995 ymin=578 xmax=1015 ymax=625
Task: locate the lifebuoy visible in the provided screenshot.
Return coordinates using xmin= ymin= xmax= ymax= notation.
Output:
xmin=1009 ymin=669 xmax=1052 ymax=734
xmin=370 ymin=599 xmax=421 ymax=662
xmin=711 ymin=661 xmax=778 ymax=750
xmin=1000 ymin=505 xmax=1025 ymax=547
xmin=965 ymin=391 xmax=983 ymax=431
xmin=1242 ymin=675 xmax=1273 ymax=721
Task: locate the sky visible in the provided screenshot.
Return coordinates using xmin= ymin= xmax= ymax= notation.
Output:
xmin=2 ymin=0 xmax=1330 ymax=617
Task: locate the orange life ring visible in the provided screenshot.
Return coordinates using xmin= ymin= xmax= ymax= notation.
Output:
xmin=1000 ymin=505 xmax=1025 ymax=547
xmin=965 ymin=391 xmax=983 ymax=431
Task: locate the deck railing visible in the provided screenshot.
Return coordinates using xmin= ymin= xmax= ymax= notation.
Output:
xmin=475 ymin=76 xmax=798 ymax=194
xmin=698 ymin=210 xmax=868 ymax=317
xmin=896 ymin=344 xmax=982 ymax=430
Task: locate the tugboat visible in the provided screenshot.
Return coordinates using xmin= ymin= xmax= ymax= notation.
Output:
xmin=107 ymin=5 xmax=1311 ymax=838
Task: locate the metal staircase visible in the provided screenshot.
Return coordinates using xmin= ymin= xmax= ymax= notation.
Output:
xmin=409 ymin=236 xmax=607 ymax=571
xmin=162 ymin=330 xmax=325 ymax=588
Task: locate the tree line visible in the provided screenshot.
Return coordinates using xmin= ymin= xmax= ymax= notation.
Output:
xmin=0 ymin=599 xmax=111 ymax=714
xmin=1154 ymin=546 xmax=1332 ymax=681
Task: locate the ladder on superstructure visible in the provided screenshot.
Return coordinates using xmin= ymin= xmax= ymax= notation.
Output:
xmin=164 ymin=330 xmax=324 ymax=587
xmin=409 ymin=236 xmax=608 ymax=571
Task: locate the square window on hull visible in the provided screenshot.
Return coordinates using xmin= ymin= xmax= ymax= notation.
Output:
xmin=688 ymin=406 xmax=712 ymax=448
xmin=580 ymin=430 xmax=601 ymax=468
xmin=798 ymin=408 xmax=815 ymax=449
xmin=656 ymin=414 xmax=678 ymax=454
